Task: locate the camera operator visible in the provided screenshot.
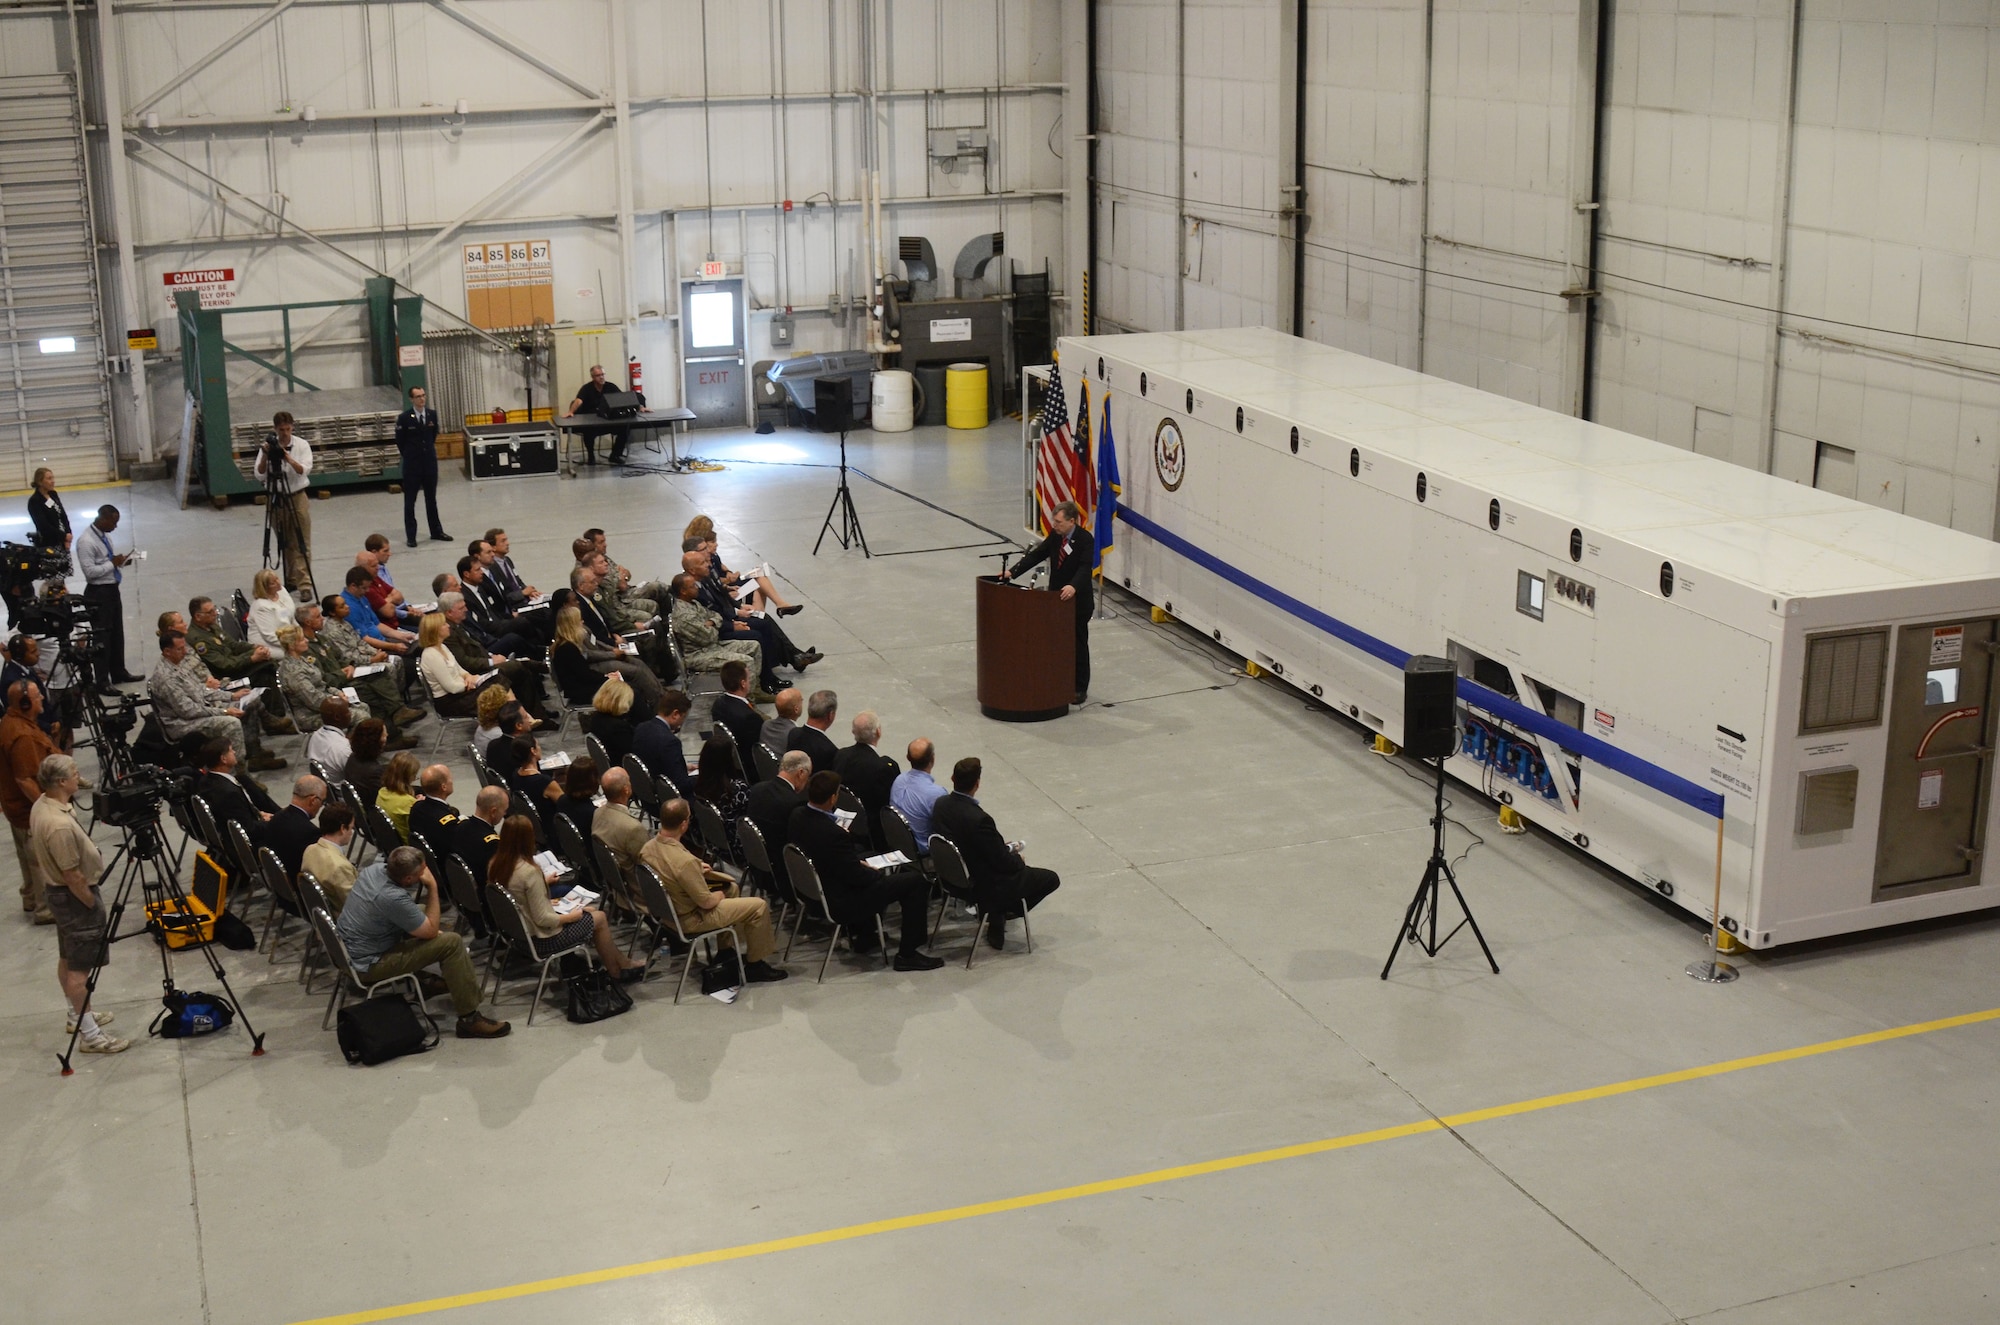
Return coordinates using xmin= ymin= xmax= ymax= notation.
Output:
xmin=76 ymin=504 xmax=140 ymax=689
xmin=1 ymin=680 xmax=57 ymax=922
xmin=27 ymin=468 xmax=70 ymax=555
xmin=32 ymin=754 xmax=128 ymax=1053
xmin=3 ymin=635 xmax=66 ymax=749
xmin=253 ymin=411 xmax=314 ymax=594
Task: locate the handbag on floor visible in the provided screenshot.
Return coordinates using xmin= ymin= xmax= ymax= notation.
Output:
xmin=336 ymin=995 xmax=437 ymax=1065
xmin=565 ymin=966 xmax=633 ymax=1023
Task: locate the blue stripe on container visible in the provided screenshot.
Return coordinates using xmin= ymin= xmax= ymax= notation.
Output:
xmin=1113 ymin=503 xmax=1725 ymax=819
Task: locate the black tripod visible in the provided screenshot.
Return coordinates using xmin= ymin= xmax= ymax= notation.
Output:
xmin=56 ymin=813 xmax=264 ymax=1074
xmin=813 ymin=428 xmax=870 ymax=558
xmin=260 ymin=436 xmax=314 ymax=596
xmin=1381 ymin=757 xmax=1499 ymax=979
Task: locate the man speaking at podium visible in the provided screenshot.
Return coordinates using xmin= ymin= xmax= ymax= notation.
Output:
xmin=1001 ymin=500 xmax=1094 ymax=704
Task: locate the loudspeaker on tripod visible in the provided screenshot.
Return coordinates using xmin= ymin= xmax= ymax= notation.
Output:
xmin=1401 ymin=654 xmax=1459 ymax=760
xmin=813 ymin=375 xmax=854 ymax=433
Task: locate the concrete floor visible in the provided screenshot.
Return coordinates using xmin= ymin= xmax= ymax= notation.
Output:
xmin=3 ymin=421 xmax=1999 ymax=1325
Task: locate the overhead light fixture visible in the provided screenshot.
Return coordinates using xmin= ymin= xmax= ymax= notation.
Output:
xmin=39 ymin=337 xmax=76 ymax=355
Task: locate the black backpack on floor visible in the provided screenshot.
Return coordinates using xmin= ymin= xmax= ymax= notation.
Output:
xmin=336 ymin=996 xmax=437 ymax=1065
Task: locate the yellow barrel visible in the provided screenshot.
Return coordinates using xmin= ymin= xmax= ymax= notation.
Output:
xmin=945 ymin=361 xmax=989 ymax=429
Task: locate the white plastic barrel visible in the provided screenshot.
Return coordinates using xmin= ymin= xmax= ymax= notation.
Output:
xmin=871 ymin=369 xmax=915 ymax=433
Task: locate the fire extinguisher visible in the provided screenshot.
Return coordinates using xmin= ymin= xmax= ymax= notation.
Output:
xmin=627 ymin=357 xmax=642 ymax=393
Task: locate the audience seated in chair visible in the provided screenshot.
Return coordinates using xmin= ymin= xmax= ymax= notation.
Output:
xmin=785 ymin=689 xmax=840 ymax=773
xmin=375 ymin=752 xmax=420 ymax=840
xmin=709 ymin=659 xmax=768 ymax=753
xmin=930 ymin=756 xmax=1061 ymax=952
xmin=787 ymin=770 xmax=942 ymax=971
xmin=593 ymin=768 xmax=652 ymax=884
xmin=630 ymin=687 xmax=692 ymax=797
xmin=409 ymin=764 xmax=461 ymax=858
xmin=640 ymin=798 xmax=788 ymax=983
xmin=304 ymin=696 xmax=355 ymax=780
xmin=587 ymin=673 xmax=638 ymax=770
xmin=302 ymin=802 xmax=358 ymax=911
xmin=760 ymin=687 xmax=802 ymax=754
xmin=489 ymin=813 xmax=642 ymax=981
xmin=889 ymin=738 xmax=948 ymax=855
xmin=334 ymin=844 xmax=510 ymax=1039
xmin=343 ymin=719 xmax=389 ymax=809
xmin=833 ymin=710 xmax=899 ymax=851
xmin=691 ymin=733 xmax=751 ymax=856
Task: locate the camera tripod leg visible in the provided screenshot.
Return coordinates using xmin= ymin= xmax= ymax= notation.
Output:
xmin=813 ymin=430 xmax=872 ymax=558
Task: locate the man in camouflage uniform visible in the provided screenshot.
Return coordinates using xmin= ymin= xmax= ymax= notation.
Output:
xmin=666 ymin=572 xmax=766 ymax=690
xmin=296 ymin=601 xmax=422 ymax=744
xmin=147 ymin=631 xmax=286 ymax=773
xmin=184 ymin=596 xmax=292 ymax=733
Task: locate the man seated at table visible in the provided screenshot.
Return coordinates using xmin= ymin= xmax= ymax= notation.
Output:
xmin=335 ymin=845 xmax=511 ymax=1038
xmin=931 ymin=757 xmax=1061 ymax=951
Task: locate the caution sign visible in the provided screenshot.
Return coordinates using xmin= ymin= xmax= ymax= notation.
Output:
xmin=126 ymin=328 xmax=158 ymax=351
xmin=1931 ymin=626 xmax=1964 ymax=666
xmin=163 ymin=267 xmax=236 ymax=310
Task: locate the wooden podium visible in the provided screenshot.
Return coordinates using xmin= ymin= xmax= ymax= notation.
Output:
xmin=975 ymin=575 xmax=1075 ymax=721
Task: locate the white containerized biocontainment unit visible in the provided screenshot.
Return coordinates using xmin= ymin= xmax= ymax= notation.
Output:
xmin=1061 ymin=326 xmax=2000 ymax=947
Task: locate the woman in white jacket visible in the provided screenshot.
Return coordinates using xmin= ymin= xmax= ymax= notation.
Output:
xmin=245 ymin=568 xmax=297 ymax=653
xmin=416 ymin=612 xmax=499 ymax=717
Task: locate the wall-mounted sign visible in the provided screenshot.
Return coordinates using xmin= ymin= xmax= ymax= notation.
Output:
xmin=700 ymin=260 xmax=726 ymax=279
xmin=929 ymin=317 xmax=972 ymax=342
xmin=464 ymin=239 xmax=552 ymax=330
xmin=163 ymin=267 xmax=236 ymax=310
xmin=126 ymin=328 xmax=158 ymax=351
xmin=397 ymin=345 xmax=425 ymax=367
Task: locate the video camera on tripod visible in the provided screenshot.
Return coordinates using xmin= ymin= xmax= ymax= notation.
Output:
xmin=1 ymin=540 xmax=74 ymax=631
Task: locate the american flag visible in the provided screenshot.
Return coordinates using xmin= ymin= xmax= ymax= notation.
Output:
xmin=1033 ymin=361 xmax=1090 ymax=532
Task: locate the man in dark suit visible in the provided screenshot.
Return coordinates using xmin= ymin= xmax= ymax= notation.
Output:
xmin=631 ymin=688 xmax=693 ymax=797
xmin=408 ymin=764 xmax=462 ymax=861
xmin=832 ymin=710 xmax=899 ymax=851
xmin=1002 ymin=499 xmax=1096 ymax=703
xmin=260 ymin=775 xmax=328 ymax=884
xmin=459 ymin=557 xmax=544 ymax=651
xmin=394 ymin=386 xmax=450 ymax=548
xmin=787 ymin=770 xmax=942 ymax=970
xmin=194 ymin=736 xmax=279 ymax=848
xmin=745 ymin=750 xmax=811 ymax=858
xmin=709 ymin=661 xmax=765 ymax=767
xmin=480 ymin=529 xmax=538 ymax=609
xmin=930 ymin=756 xmax=1060 ymax=951
xmin=785 ymin=689 xmax=840 ymax=773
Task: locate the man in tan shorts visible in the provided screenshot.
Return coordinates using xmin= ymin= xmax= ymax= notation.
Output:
xmin=30 ymin=754 xmax=127 ymax=1052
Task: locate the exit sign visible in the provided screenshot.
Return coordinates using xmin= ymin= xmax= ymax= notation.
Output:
xmin=699 ymin=260 xmax=725 ymax=279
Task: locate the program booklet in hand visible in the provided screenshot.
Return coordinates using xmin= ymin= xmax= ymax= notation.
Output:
xmin=863 ymin=850 xmax=911 ymax=870
xmin=539 ymin=751 xmax=573 ymax=771
xmin=552 ymin=885 xmax=599 ymax=916
xmin=350 ymin=662 xmax=388 ymax=678
xmin=533 ymin=849 xmax=571 ymax=877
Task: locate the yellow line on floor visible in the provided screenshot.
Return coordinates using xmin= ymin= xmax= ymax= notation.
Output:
xmin=291 ymin=1004 xmax=2000 ymax=1325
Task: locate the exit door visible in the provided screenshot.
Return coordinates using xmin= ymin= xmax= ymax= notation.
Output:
xmin=680 ymin=277 xmax=746 ymax=428
xmin=1874 ymin=617 xmax=1998 ymax=897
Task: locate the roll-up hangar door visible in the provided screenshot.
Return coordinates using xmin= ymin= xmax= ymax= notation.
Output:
xmin=0 ymin=73 xmax=114 ymax=489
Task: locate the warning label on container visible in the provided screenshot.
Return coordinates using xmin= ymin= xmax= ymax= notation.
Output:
xmin=1931 ymin=626 xmax=1964 ymax=666
xmin=1919 ymin=768 xmax=1944 ymax=809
